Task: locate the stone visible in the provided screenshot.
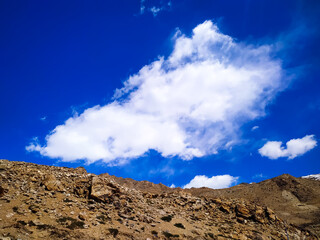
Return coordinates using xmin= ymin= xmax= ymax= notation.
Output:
xmin=90 ymin=177 xmax=112 ymax=202
xmin=43 ymin=174 xmax=65 ymax=192
xmin=6 ymin=213 xmax=14 ymax=218
xmin=220 ymin=203 xmax=231 ymax=214
xmin=193 ymin=204 xmax=203 ymax=211
xmin=29 ymin=205 xmax=40 ymax=213
xmin=265 ymin=207 xmax=276 ymax=221
xmin=237 ymin=217 xmax=247 ymax=224
xmin=30 ymin=176 xmax=37 ymax=182
xmin=75 ymin=166 xmax=87 ymax=174
xmin=236 ymin=204 xmax=251 ymax=219
xmin=0 ymin=164 xmax=7 ymax=171
xmin=254 ymin=206 xmax=265 ymax=224
xmin=79 ymin=213 xmax=86 ymax=221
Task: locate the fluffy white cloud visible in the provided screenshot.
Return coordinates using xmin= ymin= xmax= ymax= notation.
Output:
xmin=183 ymin=174 xmax=238 ymax=189
xmin=258 ymin=135 xmax=317 ymax=159
xmin=27 ymin=20 xmax=284 ymax=165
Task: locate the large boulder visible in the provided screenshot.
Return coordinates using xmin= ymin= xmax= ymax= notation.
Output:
xmin=43 ymin=174 xmax=65 ymax=192
xmin=90 ymin=176 xmax=120 ymax=202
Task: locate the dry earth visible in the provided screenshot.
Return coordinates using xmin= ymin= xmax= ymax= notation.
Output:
xmin=0 ymin=159 xmax=318 ymax=239
xmin=184 ymin=174 xmax=320 ymax=237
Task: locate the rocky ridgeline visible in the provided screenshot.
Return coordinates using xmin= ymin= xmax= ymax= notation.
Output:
xmin=0 ymin=160 xmax=316 ymax=239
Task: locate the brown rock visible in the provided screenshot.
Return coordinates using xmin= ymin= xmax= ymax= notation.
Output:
xmin=75 ymin=166 xmax=87 ymax=174
xmin=30 ymin=176 xmax=37 ymax=182
xmin=90 ymin=176 xmax=120 ymax=202
xmin=0 ymin=163 xmax=7 ymax=171
xmin=212 ymin=198 xmax=222 ymax=204
xmin=236 ymin=204 xmax=251 ymax=219
xmin=74 ymin=179 xmax=90 ymax=198
xmin=254 ymin=206 xmax=265 ymax=224
xmin=120 ymin=199 xmax=127 ymax=206
xmin=28 ymin=205 xmax=40 ymax=213
xmin=193 ymin=204 xmax=203 ymax=211
xmin=43 ymin=174 xmax=65 ymax=192
xmin=265 ymin=207 xmax=276 ymax=221
xmin=78 ymin=213 xmax=86 ymax=221
xmin=237 ymin=217 xmax=247 ymax=224
xmin=220 ymin=203 xmax=231 ymax=214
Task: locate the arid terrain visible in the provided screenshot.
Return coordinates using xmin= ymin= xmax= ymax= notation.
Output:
xmin=185 ymin=174 xmax=320 ymax=236
xmin=0 ymin=159 xmax=319 ymax=239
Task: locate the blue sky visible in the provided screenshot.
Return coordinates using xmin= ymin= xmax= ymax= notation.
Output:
xmin=1 ymin=0 xmax=319 ymax=188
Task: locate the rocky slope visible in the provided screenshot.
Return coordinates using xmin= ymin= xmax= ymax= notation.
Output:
xmin=0 ymin=159 xmax=318 ymax=239
xmin=185 ymin=174 xmax=320 ymax=237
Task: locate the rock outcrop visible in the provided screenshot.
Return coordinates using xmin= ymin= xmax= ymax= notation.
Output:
xmin=0 ymin=159 xmax=317 ymax=239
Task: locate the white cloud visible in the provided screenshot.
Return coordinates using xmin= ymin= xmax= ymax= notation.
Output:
xmin=183 ymin=174 xmax=238 ymax=189
xmin=302 ymin=174 xmax=320 ymax=180
xmin=140 ymin=0 xmax=171 ymax=16
xmin=149 ymin=6 xmax=161 ymax=16
xmin=149 ymin=164 xmax=175 ymax=177
xmin=140 ymin=0 xmax=146 ymax=14
xmin=26 ymin=137 xmax=43 ymax=152
xmin=27 ymin=20 xmax=284 ymax=165
xmin=169 ymin=184 xmax=176 ymax=188
xmin=251 ymin=125 xmax=259 ymax=131
xmin=252 ymin=173 xmax=266 ymax=179
xmin=259 ymin=135 xmax=317 ymax=159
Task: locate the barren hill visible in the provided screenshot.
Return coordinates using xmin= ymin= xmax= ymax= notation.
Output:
xmin=185 ymin=174 xmax=320 ymax=236
xmin=0 ymin=159 xmax=318 ymax=239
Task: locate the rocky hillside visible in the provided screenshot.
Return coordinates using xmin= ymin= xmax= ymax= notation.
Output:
xmin=185 ymin=174 xmax=320 ymax=237
xmin=0 ymin=159 xmax=318 ymax=239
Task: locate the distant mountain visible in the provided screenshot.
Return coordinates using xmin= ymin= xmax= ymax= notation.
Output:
xmin=0 ymin=159 xmax=318 ymax=239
